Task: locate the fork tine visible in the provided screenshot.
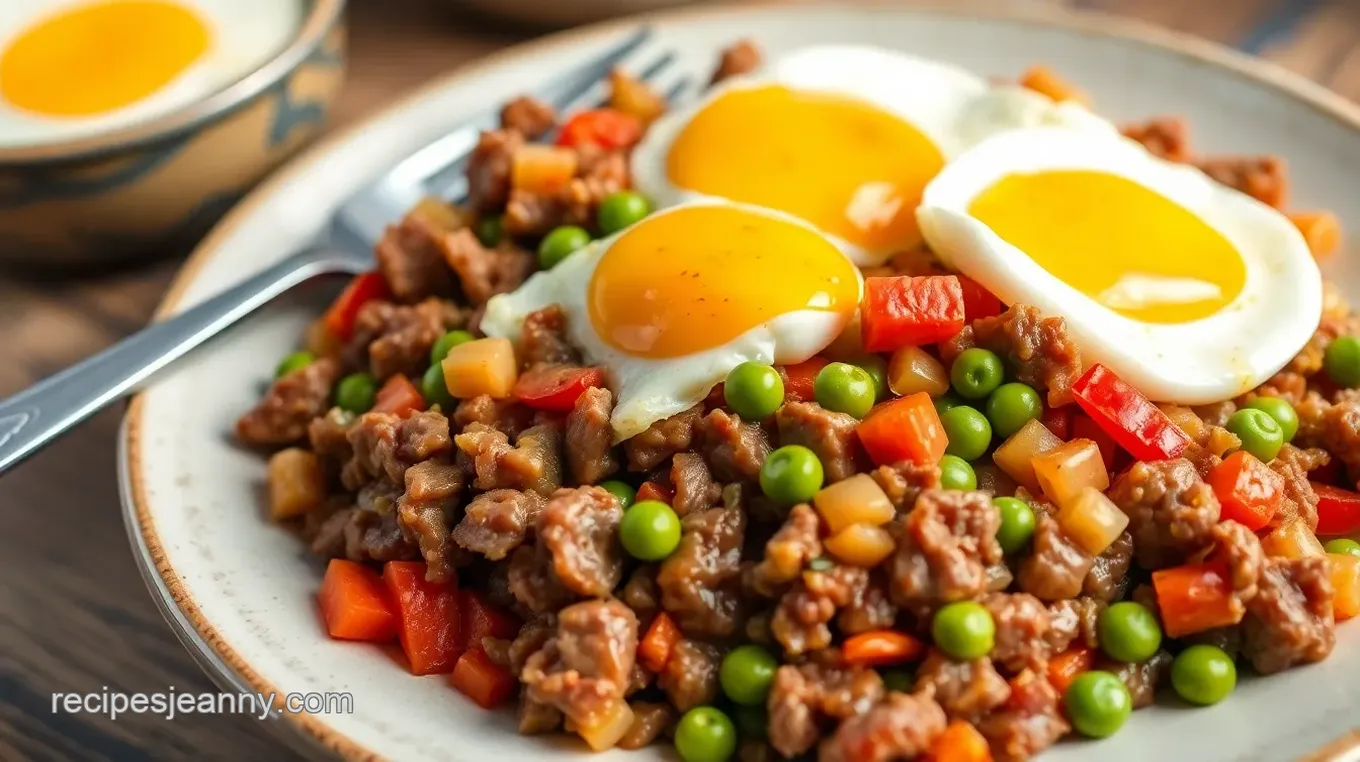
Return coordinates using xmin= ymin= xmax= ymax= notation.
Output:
xmin=537 ymin=26 xmax=656 ymax=111
xmin=547 ymin=48 xmax=678 ymax=125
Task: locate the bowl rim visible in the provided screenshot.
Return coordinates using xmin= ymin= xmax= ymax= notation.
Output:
xmin=0 ymin=0 xmax=346 ymax=166
xmin=120 ymin=2 xmax=1360 ymax=761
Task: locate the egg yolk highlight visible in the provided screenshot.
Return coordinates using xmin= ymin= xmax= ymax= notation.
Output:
xmin=968 ymin=170 xmax=1246 ymax=324
xmin=0 ymin=0 xmax=210 ymax=118
xmin=666 ymin=85 xmax=944 ymax=255
xmin=588 ymin=206 xmax=860 ymax=358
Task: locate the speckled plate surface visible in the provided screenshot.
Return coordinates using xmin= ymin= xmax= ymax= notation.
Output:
xmin=120 ymin=3 xmax=1360 ymax=760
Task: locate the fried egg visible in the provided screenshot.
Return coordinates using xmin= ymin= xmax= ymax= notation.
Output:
xmin=481 ymin=202 xmax=862 ymax=440
xmin=918 ymin=126 xmax=1323 ymax=404
xmin=0 ymin=0 xmax=304 ymax=148
xmin=631 ymin=45 xmax=1113 ymax=266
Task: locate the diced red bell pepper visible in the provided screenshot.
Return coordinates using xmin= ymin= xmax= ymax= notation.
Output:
xmin=1152 ymin=561 xmax=1240 ymax=637
xmin=857 ymin=392 xmax=948 ymax=466
xmin=382 ymin=561 xmax=461 ymax=675
xmin=1313 ymin=482 xmax=1360 ymax=536
xmin=860 ymin=275 xmax=965 ymax=352
xmin=1041 ymin=405 xmax=1073 ymax=442
xmin=324 ymin=272 xmax=389 ymax=340
xmin=450 ymin=648 xmax=518 ymax=709
xmin=556 ymin=108 xmax=643 ymax=150
xmin=457 ymin=591 xmax=521 ymax=657
xmin=636 ymin=480 xmax=674 ymax=504
xmin=779 ymin=357 xmax=831 ymax=403
xmin=1070 ymin=412 xmax=1118 ymax=469
xmin=512 ymin=365 xmax=606 ymax=412
xmin=1071 ymin=363 xmax=1189 ymax=461
xmin=317 ymin=559 xmax=398 ymax=642
xmin=372 ymin=373 xmax=427 ymax=417
xmin=638 ymin=612 xmax=682 ymax=673
xmin=1208 ymin=451 xmax=1283 ymax=531
xmin=956 ymin=274 xmax=1002 ymax=322
xmin=1045 ymin=644 xmax=1094 ymax=695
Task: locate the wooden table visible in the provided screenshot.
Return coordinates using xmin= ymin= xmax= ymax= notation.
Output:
xmin=1 ymin=0 xmax=1358 ymax=759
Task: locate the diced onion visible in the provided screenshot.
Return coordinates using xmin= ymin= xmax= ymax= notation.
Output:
xmin=1261 ymin=519 xmax=1325 ymax=560
xmin=268 ymin=448 xmax=324 ymax=520
xmin=992 ymin=418 xmax=1063 ymax=494
xmin=441 ymin=337 xmax=518 ymax=399
xmin=887 ymin=346 xmax=949 ymax=398
xmin=1056 ymin=487 xmax=1129 ymax=555
xmin=1033 ymin=439 xmax=1109 ymax=508
xmin=813 ymin=474 xmax=895 ymax=534
xmin=824 ymin=523 xmax=896 ymax=568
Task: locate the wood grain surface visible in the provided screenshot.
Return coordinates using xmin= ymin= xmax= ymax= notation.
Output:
xmin=1 ymin=1 xmax=1358 ymax=760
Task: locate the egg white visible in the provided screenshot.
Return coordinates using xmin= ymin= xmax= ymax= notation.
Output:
xmin=631 ymin=44 xmax=1114 ymax=266
xmin=480 ymin=201 xmax=861 ymax=441
xmin=917 ymin=126 xmax=1322 ymax=404
xmin=0 ymin=0 xmax=305 ymax=148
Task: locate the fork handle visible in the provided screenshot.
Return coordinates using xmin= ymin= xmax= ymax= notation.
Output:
xmin=0 ymin=248 xmax=352 ymax=476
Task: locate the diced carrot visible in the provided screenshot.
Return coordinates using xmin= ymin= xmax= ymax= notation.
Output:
xmin=857 ymin=392 xmax=948 ymax=466
xmin=450 ymin=648 xmax=518 ymax=709
xmin=382 ymin=561 xmax=461 ymax=675
xmin=639 ymin=612 xmax=682 ymax=673
xmin=1151 ymin=562 xmax=1241 ymax=637
xmin=1208 ymin=451 xmax=1283 ymax=531
xmin=926 ymin=720 xmax=993 ymax=762
xmin=511 ymin=144 xmax=578 ymax=195
xmin=323 ymin=272 xmax=389 ymax=340
xmin=860 ymin=275 xmax=965 ymax=352
xmin=779 ymin=357 xmax=831 ymax=403
xmin=842 ymin=631 xmax=926 ymax=668
xmin=636 ymin=480 xmax=674 ymax=504
xmin=1070 ymin=412 xmax=1117 ymax=469
xmin=317 ymin=559 xmax=398 ymax=642
xmin=1289 ymin=210 xmax=1342 ymax=260
xmin=1046 ymin=644 xmax=1094 ymax=694
xmin=1020 ymin=65 xmax=1088 ymax=104
xmin=372 ymin=373 xmax=426 ymax=417
xmin=457 ymin=591 xmax=521 ymax=657
xmin=1329 ymin=553 xmax=1360 ymax=621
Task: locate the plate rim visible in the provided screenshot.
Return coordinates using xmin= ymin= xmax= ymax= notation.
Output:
xmin=119 ymin=2 xmax=1360 ymax=761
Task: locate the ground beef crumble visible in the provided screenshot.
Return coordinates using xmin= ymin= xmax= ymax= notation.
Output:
xmin=889 ymin=489 xmax=1004 ymax=606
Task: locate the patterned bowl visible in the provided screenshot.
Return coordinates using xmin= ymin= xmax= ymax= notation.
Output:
xmin=0 ymin=0 xmax=347 ymax=268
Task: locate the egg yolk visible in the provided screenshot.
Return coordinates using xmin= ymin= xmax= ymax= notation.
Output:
xmin=0 ymin=0 xmax=210 ymax=118
xmin=588 ymin=205 xmax=860 ymax=358
xmin=666 ymin=85 xmax=944 ymax=255
xmin=968 ymin=170 xmax=1247 ymax=324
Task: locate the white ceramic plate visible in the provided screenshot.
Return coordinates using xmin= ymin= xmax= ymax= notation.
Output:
xmin=120 ymin=3 xmax=1360 ymax=761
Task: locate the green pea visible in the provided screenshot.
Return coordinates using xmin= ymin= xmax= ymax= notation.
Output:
xmin=1170 ymin=645 xmax=1237 ymax=706
xmin=430 ymin=330 xmax=474 ymax=365
xmin=1245 ymin=396 xmax=1299 ymax=443
xmin=950 ymin=348 xmax=1005 ymax=400
xmin=813 ymin=362 xmax=876 ymax=419
xmin=880 ymin=670 xmax=914 ymax=694
xmin=475 ymin=214 xmax=503 ymax=247
xmin=597 ymin=191 xmax=652 ymax=236
xmin=1325 ymin=335 xmax=1360 ymax=388
xmin=993 ymin=496 xmax=1037 ymax=555
xmin=599 ymin=480 xmax=637 ymax=509
xmin=934 ymin=395 xmax=963 ymax=415
xmin=939 ymin=454 xmax=977 ymax=491
xmin=931 ymin=601 xmax=995 ymax=660
xmin=760 ymin=445 xmax=825 ymax=506
xmin=732 ymin=705 xmax=767 ymax=741
xmin=1097 ymin=602 xmax=1163 ymax=663
xmin=421 ymin=363 xmax=454 ymax=409
xmin=720 ymin=645 xmax=779 ymax=706
xmin=1064 ymin=671 xmax=1132 ymax=738
xmin=854 ymin=354 xmax=890 ymax=402
xmin=537 ymin=225 xmax=591 ymax=269
xmin=724 ymin=362 xmax=784 ymax=421
xmin=618 ymin=500 xmax=682 ymax=561
xmin=1324 ymin=538 xmax=1360 ymax=557
xmin=985 ymin=382 xmax=1042 ymax=439
xmin=1225 ymin=408 xmax=1284 ymax=463
xmin=940 ymin=405 xmax=992 ymax=461
xmin=675 ymin=706 xmax=738 ymax=762
xmin=335 ymin=373 xmax=377 ymax=414
xmin=275 ymin=350 xmax=315 ymax=378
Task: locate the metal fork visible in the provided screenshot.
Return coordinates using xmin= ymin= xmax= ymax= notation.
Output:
xmin=0 ymin=27 xmax=691 ymax=476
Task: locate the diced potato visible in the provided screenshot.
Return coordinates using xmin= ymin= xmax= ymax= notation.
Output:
xmin=1056 ymin=487 xmax=1129 ymax=555
xmin=608 ymin=68 xmax=667 ymax=124
xmin=1157 ymin=403 xmax=1205 ymax=441
xmin=887 ymin=346 xmax=950 ymax=397
xmin=267 ymin=448 xmax=324 ymax=520
xmin=824 ymin=523 xmax=896 ymax=568
xmin=1261 ymin=519 xmax=1325 ymax=560
xmin=511 ymin=144 xmax=578 ymax=195
xmin=813 ymin=474 xmax=894 ymax=534
xmin=1033 ymin=439 xmax=1109 ymax=508
xmin=992 ymin=418 xmax=1064 ymax=494
xmin=441 ymin=337 xmax=518 ymax=399
xmin=577 ymin=700 xmax=634 ymax=751
xmin=974 ymin=462 xmax=1018 ymax=497
xmin=821 ymin=311 xmax=864 ymax=361
xmin=409 ymin=195 xmax=468 ymax=232
xmin=1330 ymin=553 xmax=1360 ymax=621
